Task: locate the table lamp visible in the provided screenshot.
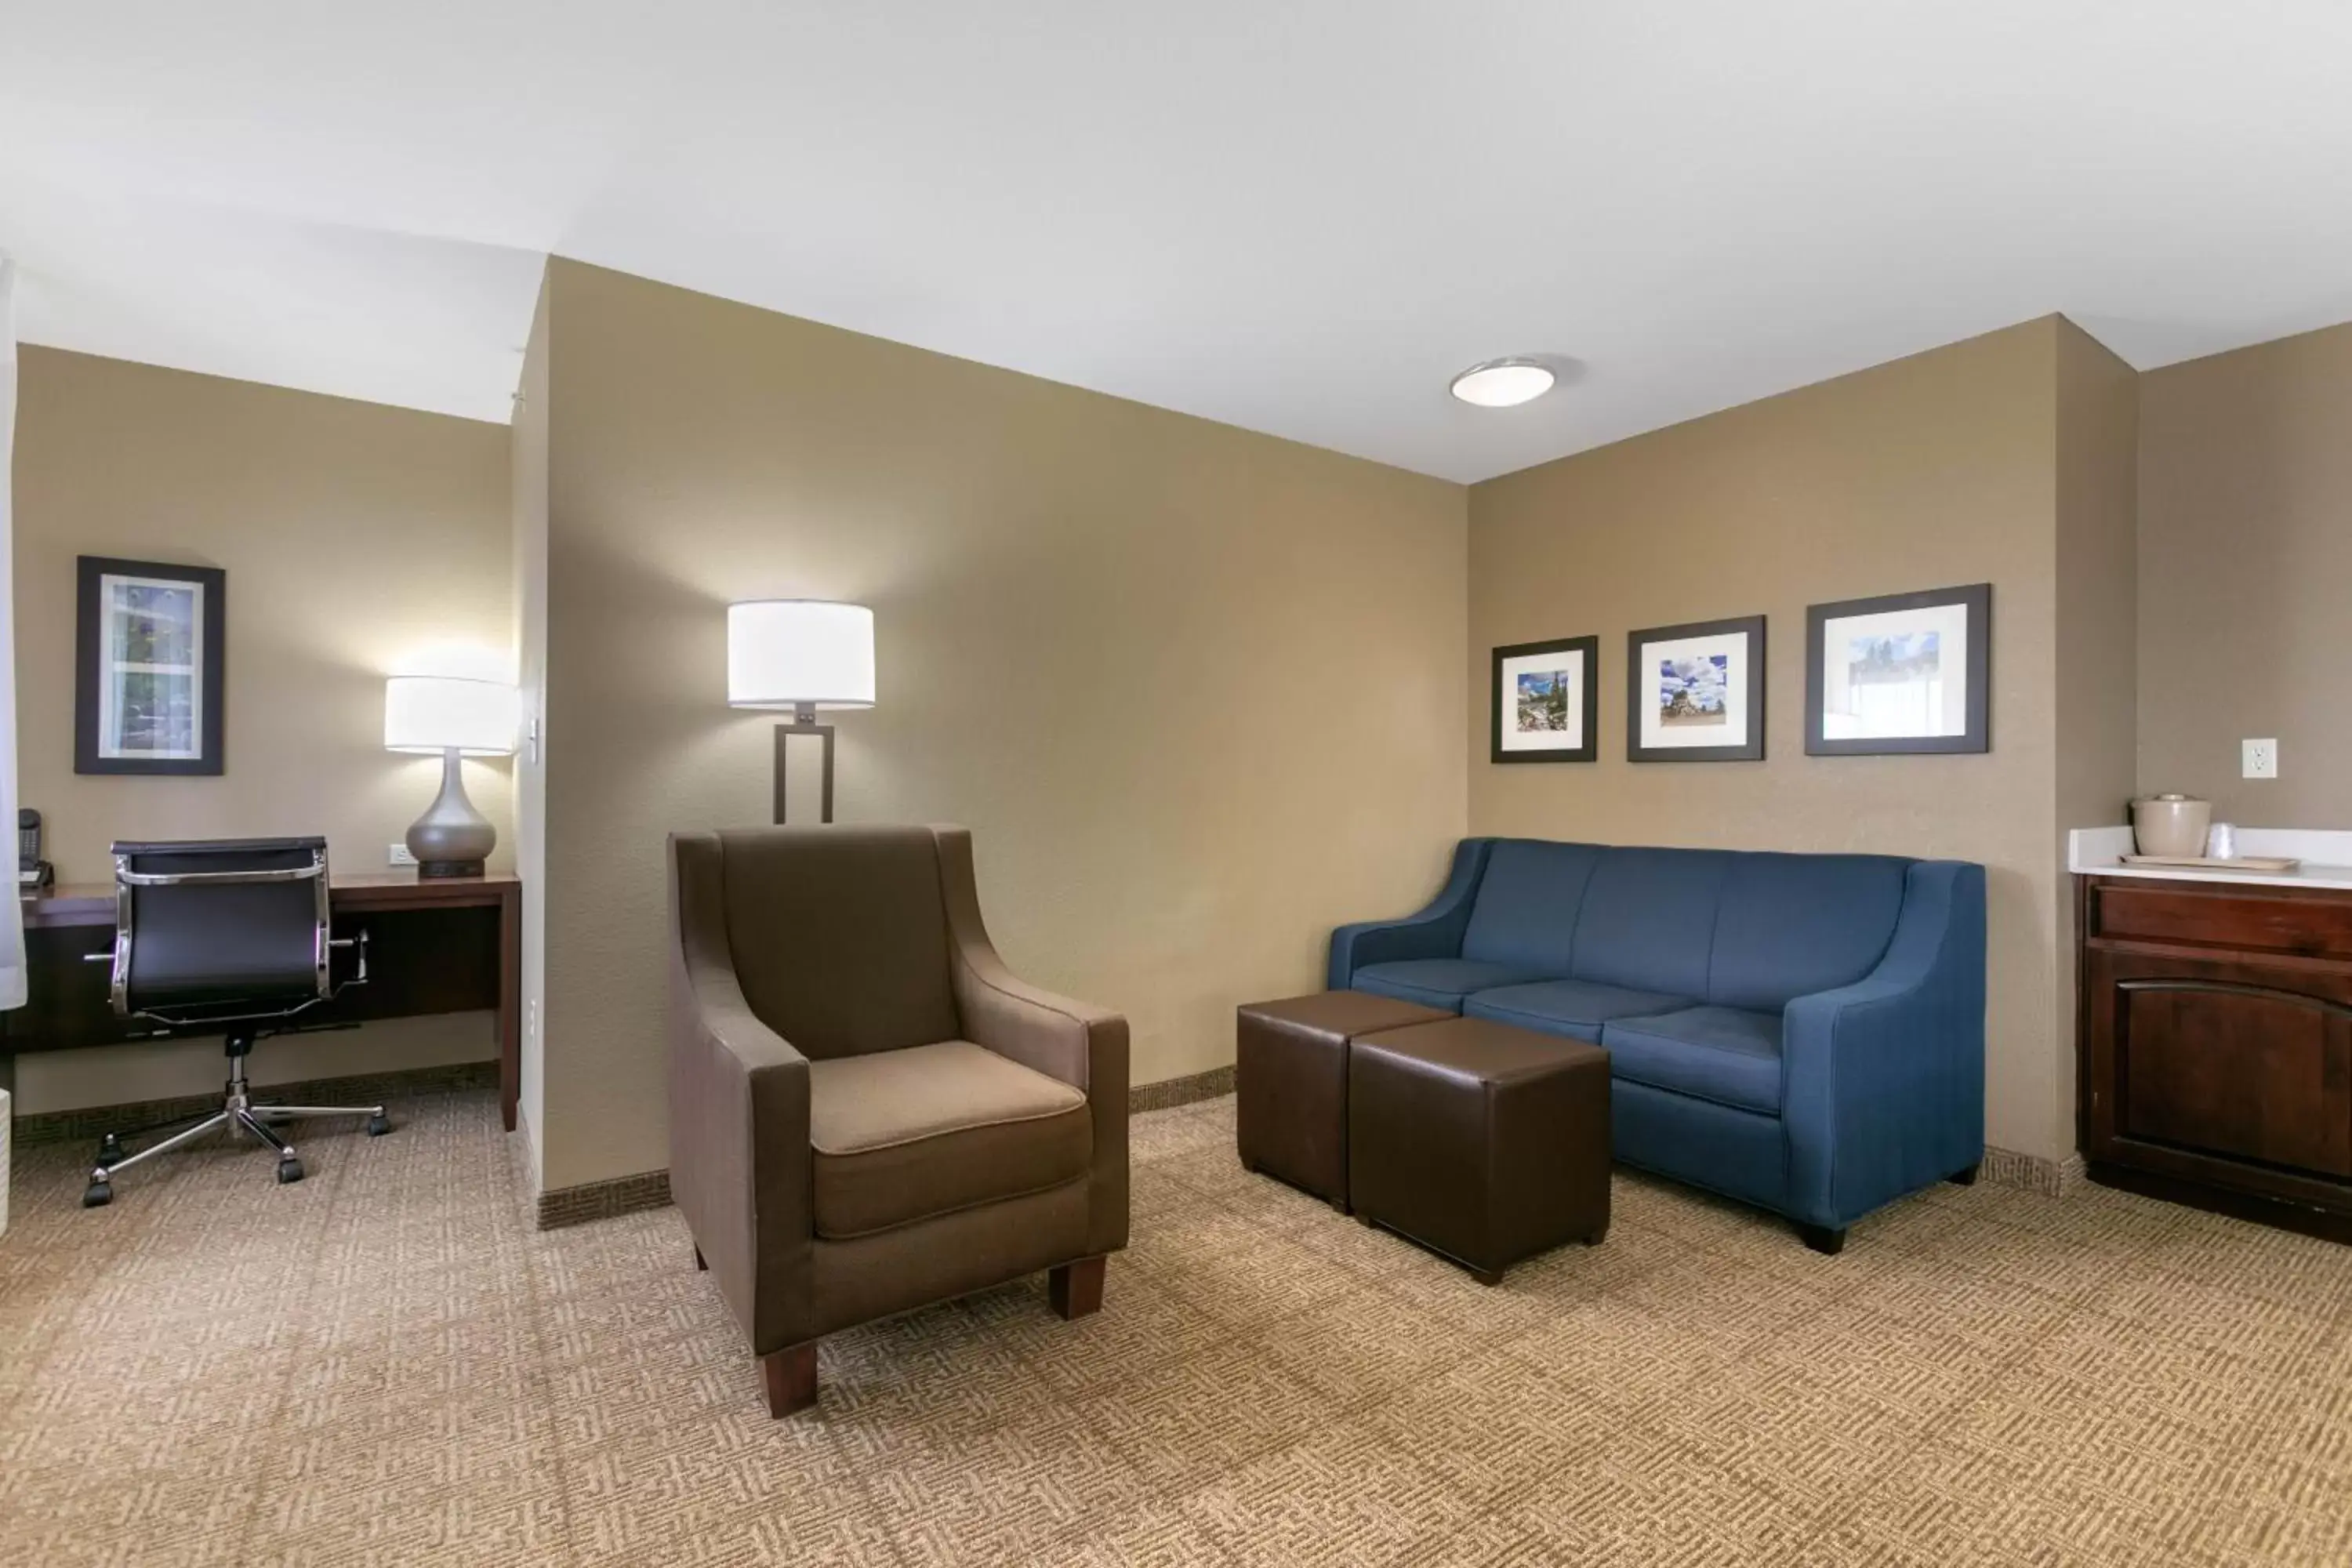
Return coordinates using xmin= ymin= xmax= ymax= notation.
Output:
xmin=727 ymin=600 xmax=874 ymax=824
xmin=384 ymin=675 xmax=517 ymax=877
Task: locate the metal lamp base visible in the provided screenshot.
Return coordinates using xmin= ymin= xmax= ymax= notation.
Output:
xmin=406 ymin=748 xmax=496 ymax=877
xmin=773 ymin=705 xmax=837 ymax=826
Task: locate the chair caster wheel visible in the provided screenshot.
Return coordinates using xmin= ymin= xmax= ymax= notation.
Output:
xmin=277 ymin=1157 xmax=304 ymax=1185
xmin=82 ymin=1180 xmax=113 ymax=1208
xmin=366 ymin=1114 xmax=391 ymax=1137
xmin=96 ymin=1133 xmax=124 ymax=1163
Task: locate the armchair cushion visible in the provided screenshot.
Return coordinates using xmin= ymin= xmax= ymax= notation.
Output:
xmin=1354 ymin=958 xmax=1550 ymax=1011
xmin=808 ymin=1040 xmax=1091 ymax=1240
xmin=1599 ymin=1005 xmax=1783 ymax=1115
xmin=1463 ymin=978 xmax=1693 ymax=1043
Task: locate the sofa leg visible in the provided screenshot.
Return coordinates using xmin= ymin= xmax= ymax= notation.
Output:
xmin=694 ymin=1245 xmax=708 ymax=1271
xmin=1049 ymin=1256 xmax=1106 ymax=1320
xmin=1584 ymin=1225 xmax=1609 ymax=1247
xmin=1947 ymin=1163 xmax=1980 ymax=1187
xmin=760 ymin=1343 xmax=818 ymax=1418
xmin=1796 ymin=1223 xmax=1847 ymax=1256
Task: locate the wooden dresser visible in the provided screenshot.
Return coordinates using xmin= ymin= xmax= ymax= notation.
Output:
xmin=2076 ymin=872 xmax=2352 ymax=1242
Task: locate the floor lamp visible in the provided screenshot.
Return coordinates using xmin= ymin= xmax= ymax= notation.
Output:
xmin=728 ymin=601 xmax=874 ymax=825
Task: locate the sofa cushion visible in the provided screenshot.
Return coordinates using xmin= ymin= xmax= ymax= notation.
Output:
xmin=1459 ymin=840 xmax=1606 ymax=973
xmin=808 ymin=1040 xmax=1091 ymax=1240
xmin=1708 ymin=853 xmax=1909 ymax=1011
xmin=1463 ymin=979 xmax=1693 ymax=1044
xmin=1600 ymin=1006 xmax=1783 ymax=1115
xmin=1570 ymin=848 xmax=1735 ymax=998
xmin=1354 ymin=958 xmax=1550 ymax=1011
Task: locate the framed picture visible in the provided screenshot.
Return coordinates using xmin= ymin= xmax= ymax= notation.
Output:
xmin=1491 ymin=635 xmax=1599 ymax=763
xmin=74 ymin=555 xmax=227 ymax=776
xmin=1627 ymin=615 xmax=1765 ymax=762
xmin=1805 ymin=583 xmax=1990 ymax=755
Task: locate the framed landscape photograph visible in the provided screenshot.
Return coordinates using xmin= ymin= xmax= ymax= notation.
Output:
xmin=74 ymin=555 xmax=227 ymax=775
xmin=1626 ymin=614 xmax=1765 ymax=762
xmin=1805 ymin=583 xmax=1990 ymax=755
xmin=1491 ymin=634 xmax=1598 ymax=763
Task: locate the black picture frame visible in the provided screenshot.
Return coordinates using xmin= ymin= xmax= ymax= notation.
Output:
xmin=1805 ymin=583 xmax=1991 ymax=756
xmin=74 ymin=555 xmax=227 ymax=776
xmin=1490 ymin=634 xmax=1599 ymax=764
xmin=1626 ymin=614 xmax=1766 ymax=763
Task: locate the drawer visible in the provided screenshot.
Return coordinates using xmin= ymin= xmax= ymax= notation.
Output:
xmin=2091 ymin=881 xmax=2352 ymax=961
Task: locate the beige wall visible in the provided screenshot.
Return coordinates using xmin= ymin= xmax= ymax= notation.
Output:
xmin=9 ymin=347 xmax=514 ymax=1112
xmin=2138 ymin=321 xmax=2352 ymax=826
xmin=530 ymin=260 xmax=1467 ymax=1191
xmin=1465 ymin=320 xmax=2079 ymax=1161
xmin=2052 ymin=321 xmax=2140 ymax=1151
xmin=511 ymin=279 xmax=552 ymax=1182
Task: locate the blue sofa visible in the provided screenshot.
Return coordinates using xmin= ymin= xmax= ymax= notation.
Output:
xmin=1329 ymin=838 xmax=1985 ymax=1250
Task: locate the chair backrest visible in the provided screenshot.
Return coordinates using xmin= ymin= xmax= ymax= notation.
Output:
xmin=710 ymin=825 xmax=962 ymax=1060
xmin=112 ymin=837 xmax=330 ymax=1017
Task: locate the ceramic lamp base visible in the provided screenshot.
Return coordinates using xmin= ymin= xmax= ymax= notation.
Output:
xmin=406 ymin=748 xmax=497 ymax=877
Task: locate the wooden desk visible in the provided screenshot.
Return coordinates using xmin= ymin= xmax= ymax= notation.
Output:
xmin=8 ymin=873 xmax=522 ymax=1132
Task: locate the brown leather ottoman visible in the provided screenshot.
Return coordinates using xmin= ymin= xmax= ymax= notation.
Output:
xmin=1348 ymin=1016 xmax=1610 ymax=1283
xmin=1236 ymin=991 xmax=1453 ymax=1208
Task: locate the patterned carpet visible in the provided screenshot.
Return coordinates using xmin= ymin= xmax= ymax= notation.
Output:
xmin=2 ymin=1087 xmax=2349 ymax=1567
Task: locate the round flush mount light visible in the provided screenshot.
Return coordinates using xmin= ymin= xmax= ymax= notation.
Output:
xmin=1449 ymin=357 xmax=1556 ymax=408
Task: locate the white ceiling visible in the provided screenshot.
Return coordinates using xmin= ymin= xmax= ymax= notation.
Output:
xmin=5 ymin=2 xmax=2350 ymax=482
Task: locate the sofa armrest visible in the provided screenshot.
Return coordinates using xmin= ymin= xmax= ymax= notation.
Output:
xmin=1780 ymin=860 xmax=1987 ymax=1228
xmin=932 ymin=826 xmax=1130 ymax=1257
xmin=669 ymin=833 xmax=815 ymax=1354
xmin=1327 ymin=838 xmax=1494 ymax=989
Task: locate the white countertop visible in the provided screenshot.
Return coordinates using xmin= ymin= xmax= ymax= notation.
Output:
xmin=2069 ymin=825 xmax=2352 ymax=893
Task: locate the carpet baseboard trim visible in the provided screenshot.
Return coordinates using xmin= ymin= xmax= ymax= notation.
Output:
xmin=535 ymin=1169 xmax=672 ymax=1230
xmin=8 ymin=1060 xmax=499 ymax=1148
xmin=1981 ymin=1145 xmax=2087 ymax=1197
xmin=1129 ymin=1065 xmax=1235 ymax=1113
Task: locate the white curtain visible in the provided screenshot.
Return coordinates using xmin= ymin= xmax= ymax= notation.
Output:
xmin=0 ymin=254 xmax=24 ymax=1011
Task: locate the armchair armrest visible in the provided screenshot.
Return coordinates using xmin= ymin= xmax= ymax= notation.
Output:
xmin=1327 ymin=838 xmax=1494 ymax=989
xmin=1780 ymin=860 xmax=1987 ymax=1228
xmin=669 ymin=833 xmax=815 ymax=1353
xmin=932 ymin=826 xmax=1130 ymax=1257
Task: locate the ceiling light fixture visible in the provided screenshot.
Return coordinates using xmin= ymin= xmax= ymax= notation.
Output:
xmin=1450 ymin=358 xmax=1556 ymax=408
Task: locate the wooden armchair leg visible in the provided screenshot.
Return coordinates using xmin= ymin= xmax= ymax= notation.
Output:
xmin=760 ymin=1343 xmax=819 ymax=1418
xmin=1049 ymin=1255 xmax=1106 ymax=1320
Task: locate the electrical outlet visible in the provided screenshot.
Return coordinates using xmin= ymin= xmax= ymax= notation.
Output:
xmin=388 ymin=843 xmax=418 ymax=866
xmin=2242 ymin=739 xmax=2278 ymax=780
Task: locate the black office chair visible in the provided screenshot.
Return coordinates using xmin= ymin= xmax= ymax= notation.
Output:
xmin=82 ymin=837 xmax=392 ymax=1207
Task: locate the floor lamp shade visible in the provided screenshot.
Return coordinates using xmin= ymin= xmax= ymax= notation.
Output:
xmin=729 ymin=601 xmax=873 ymax=825
xmin=728 ymin=601 xmax=876 ymax=710
xmin=383 ymin=676 xmax=516 ymax=877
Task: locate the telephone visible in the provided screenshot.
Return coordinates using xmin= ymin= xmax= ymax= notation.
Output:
xmin=20 ymin=808 xmax=54 ymax=891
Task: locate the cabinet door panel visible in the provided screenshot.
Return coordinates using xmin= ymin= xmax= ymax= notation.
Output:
xmin=2114 ymin=975 xmax=2352 ymax=1178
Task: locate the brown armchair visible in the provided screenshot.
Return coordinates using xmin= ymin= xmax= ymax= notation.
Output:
xmin=667 ymin=824 xmax=1129 ymax=1416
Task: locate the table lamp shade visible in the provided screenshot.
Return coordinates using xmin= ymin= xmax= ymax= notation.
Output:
xmin=383 ymin=676 xmax=517 ymax=756
xmin=728 ymin=601 xmax=875 ymax=710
